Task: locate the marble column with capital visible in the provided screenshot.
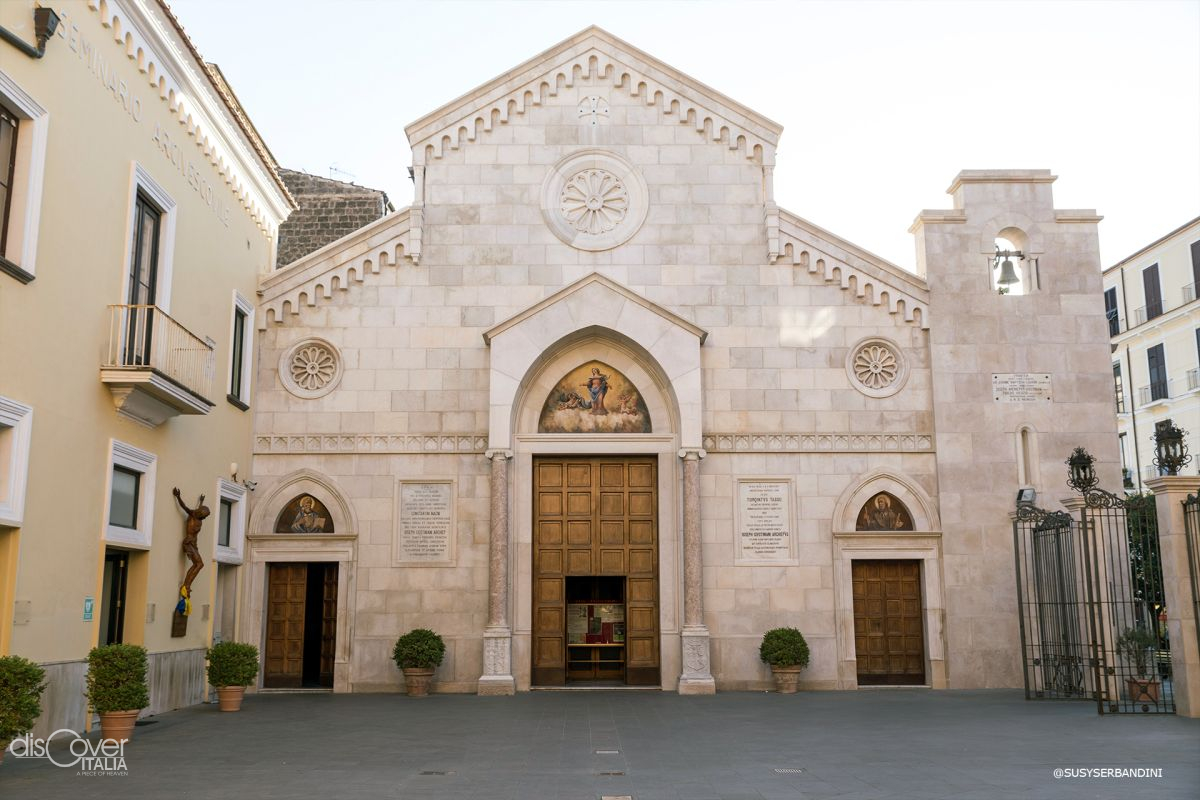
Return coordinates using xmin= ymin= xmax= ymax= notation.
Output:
xmin=678 ymin=447 xmax=716 ymax=694
xmin=478 ymin=449 xmax=515 ymax=695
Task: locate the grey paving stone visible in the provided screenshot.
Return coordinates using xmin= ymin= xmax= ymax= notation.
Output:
xmin=0 ymin=690 xmax=1196 ymax=800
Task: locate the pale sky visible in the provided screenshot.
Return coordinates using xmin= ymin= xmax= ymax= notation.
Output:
xmin=169 ymin=0 xmax=1200 ymax=271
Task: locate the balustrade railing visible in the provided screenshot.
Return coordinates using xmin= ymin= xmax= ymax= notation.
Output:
xmin=104 ymin=305 xmax=214 ymax=400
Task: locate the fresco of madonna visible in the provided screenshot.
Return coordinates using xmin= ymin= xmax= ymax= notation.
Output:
xmin=538 ymin=361 xmax=652 ymax=434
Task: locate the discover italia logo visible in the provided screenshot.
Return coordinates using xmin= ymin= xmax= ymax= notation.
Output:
xmin=6 ymin=729 xmax=129 ymax=776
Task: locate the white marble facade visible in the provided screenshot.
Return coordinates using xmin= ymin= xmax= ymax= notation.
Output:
xmin=245 ymin=28 xmax=1119 ymax=694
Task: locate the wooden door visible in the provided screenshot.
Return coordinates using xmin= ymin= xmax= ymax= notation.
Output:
xmin=319 ymin=564 xmax=338 ymax=685
xmin=533 ymin=457 xmax=658 ymax=685
xmin=264 ymin=563 xmax=307 ymax=688
xmin=852 ymin=560 xmax=926 ymax=685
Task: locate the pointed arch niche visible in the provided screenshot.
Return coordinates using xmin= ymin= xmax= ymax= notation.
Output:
xmin=242 ymin=469 xmax=358 ymax=693
xmin=830 ymin=469 xmax=946 ymax=690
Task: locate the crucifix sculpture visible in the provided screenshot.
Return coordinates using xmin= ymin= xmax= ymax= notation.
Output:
xmin=171 ymin=488 xmax=209 ymax=636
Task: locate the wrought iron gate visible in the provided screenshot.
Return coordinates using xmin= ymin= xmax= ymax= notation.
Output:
xmin=1013 ymin=448 xmax=1175 ymax=714
xmin=1184 ymin=493 xmax=1200 ymax=665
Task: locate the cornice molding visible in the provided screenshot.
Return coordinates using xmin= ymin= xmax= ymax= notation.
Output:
xmin=257 ymin=208 xmax=413 ymax=328
xmin=254 ymin=434 xmax=489 ymax=455
xmin=703 ymin=432 xmax=935 ymax=453
xmin=777 ymin=210 xmax=930 ymax=330
xmin=405 ymin=26 xmax=780 ymax=165
xmin=83 ymin=0 xmax=292 ymax=235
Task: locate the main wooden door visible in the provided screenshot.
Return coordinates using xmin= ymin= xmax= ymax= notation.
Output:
xmin=533 ymin=456 xmax=659 ymax=685
xmin=852 ymin=560 xmax=926 ymax=685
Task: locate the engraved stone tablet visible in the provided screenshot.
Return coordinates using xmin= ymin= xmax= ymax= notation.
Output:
xmin=396 ymin=480 xmax=454 ymax=565
xmin=736 ymin=479 xmax=795 ymax=564
xmin=992 ymin=373 xmax=1053 ymax=403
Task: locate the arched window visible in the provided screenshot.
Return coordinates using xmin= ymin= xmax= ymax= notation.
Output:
xmin=274 ymin=494 xmax=335 ymax=533
xmin=1016 ymin=425 xmax=1040 ymax=489
xmin=855 ymin=492 xmax=914 ymax=531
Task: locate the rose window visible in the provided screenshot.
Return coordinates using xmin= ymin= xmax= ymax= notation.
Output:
xmin=291 ymin=345 xmax=337 ymax=391
xmin=280 ymin=339 xmax=343 ymax=399
xmin=560 ymin=169 xmax=629 ymax=235
xmin=853 ymin=344 xmax=899 ymax=390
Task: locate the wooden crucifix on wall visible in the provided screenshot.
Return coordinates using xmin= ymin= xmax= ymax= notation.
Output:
xmin=171 ymin=488 xmax=209 ymax=637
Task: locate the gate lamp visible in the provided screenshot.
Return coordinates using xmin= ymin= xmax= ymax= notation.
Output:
xmin=1066 ymin=447 xmax=1098 ymax=493
xmin=1152 ymin=423 xmax=1191 ymax=476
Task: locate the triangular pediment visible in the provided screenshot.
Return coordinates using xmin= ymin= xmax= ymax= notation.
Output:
xmin=483 ymin=272 xmax=708 ymax=346
xmin=405 ymin=26 xmax=782 ymax=163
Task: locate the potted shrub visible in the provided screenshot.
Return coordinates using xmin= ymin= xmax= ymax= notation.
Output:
xmin=760 ymin=627 xmax=810 ymax=694
xmin=392 ymin=629 xmax=445 ymax=697
xmin=0 ymin=655 xmax=47 ymax=765
xmin=85 ymin=644 xmax=148 ymax=743
xmin=1117 ymin=627 xmax=1161 ymax=703
xmin=206 ymin=642 xmax=259 ymax=712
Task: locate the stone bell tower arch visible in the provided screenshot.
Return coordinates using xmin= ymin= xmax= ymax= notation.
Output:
xmin=913 ymin=170 xmax=1119 ymax=689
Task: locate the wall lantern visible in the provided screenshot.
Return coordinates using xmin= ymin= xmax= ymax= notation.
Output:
xmin=1066 ymin=447 xmax=1098 ymax=493
xmin=1153 ymin=422 xmax=1192 ymax=477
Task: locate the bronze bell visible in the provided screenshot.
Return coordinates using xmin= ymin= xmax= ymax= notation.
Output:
xmin=997 ymin=258 xmax=1020 ymax=286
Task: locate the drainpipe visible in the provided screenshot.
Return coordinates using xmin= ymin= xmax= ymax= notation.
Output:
xmin=0 ymin=8 xmax=61 ymax=59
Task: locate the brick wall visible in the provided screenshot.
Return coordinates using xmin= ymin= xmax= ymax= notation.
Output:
xmin=276 ymin=169 xmax=392 ymax=268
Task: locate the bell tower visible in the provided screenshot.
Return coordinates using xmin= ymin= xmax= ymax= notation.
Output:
xmin=912 ymin=170 xmax=1120 ymax=688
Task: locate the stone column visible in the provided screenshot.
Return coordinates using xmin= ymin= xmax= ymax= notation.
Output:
xmin=1145 ymin=476 xmax=1200 ymax=717
xmin=478 ymin=449 xmax=515 ymax=695
xmin=678 ymin=447 xmax=716 ymax=694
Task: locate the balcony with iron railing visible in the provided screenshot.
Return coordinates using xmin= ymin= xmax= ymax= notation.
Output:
xmin=1184 ymin=282 xmax=1198 ymax=305
xmin=1133 ymin=302 xmax=1164 ymax=328
xmin=1189 ymin=368 xmax=1200 ymax=393
xmin=1136 ymin=383 xmax=1170 ymax=408
xmin=100 ymin=305 xmax=215 ymax=426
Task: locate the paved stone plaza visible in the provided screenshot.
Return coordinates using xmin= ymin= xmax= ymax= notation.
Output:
xmin=2 ymin=690 xmax=1197 ymax=799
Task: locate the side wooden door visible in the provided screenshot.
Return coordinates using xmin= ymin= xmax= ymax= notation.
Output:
xmin=852 ymin=559 xmax=926 ymax=685
xmin=264 ymin=563 xmax=307 ymax=688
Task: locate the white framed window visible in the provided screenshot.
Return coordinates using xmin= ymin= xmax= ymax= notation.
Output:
xmin=103 ymin=440 xmax=156 ymax=549
xmin=0 ymin=395 xmax=34 ymax=527
xmin=214 ymin=478 xmax=247 ymax=564
xmin=226 ymin=292 xmax=254 ymax=409
xmin=0 ymin=70 xmax=49 ymax=283
xmin=122 ymin=163 xmax=177 ymax=312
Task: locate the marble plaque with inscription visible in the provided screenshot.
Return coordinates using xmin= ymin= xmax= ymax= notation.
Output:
xmin=396 ymin=481 xmax=454 ymax=565
xmin=992 ymin=373 xmax=1053 ymax=403
xmin=736 ymin=479 xmax=794 ymax=563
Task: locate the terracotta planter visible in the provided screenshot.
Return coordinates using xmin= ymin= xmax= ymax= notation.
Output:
xmin=771 ymin=665 xmax=803 ymax=694
xmin=98 ymin=710 xmax=139 ymax=743
xmin=1126 ymin=677 xmax=1161 ymax=704
xmin=216 ymin=686 xmax=246 ymax=712
xmin=404 ymin=667 xmax=435 ymax=697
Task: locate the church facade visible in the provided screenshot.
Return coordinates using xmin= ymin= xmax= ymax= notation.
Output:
xmin=247 ymin=27 xmax=1120 ymax=694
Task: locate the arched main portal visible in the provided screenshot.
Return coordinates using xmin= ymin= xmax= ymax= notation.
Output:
xmin=480 ymin=273 xmax=711 ymax=694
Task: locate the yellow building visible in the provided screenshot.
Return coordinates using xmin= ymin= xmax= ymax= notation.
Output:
xmin=0 ymin=0 xmax=292 ymax=734
xmin=1104 ymin=217 xmax=1200 ymax=491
